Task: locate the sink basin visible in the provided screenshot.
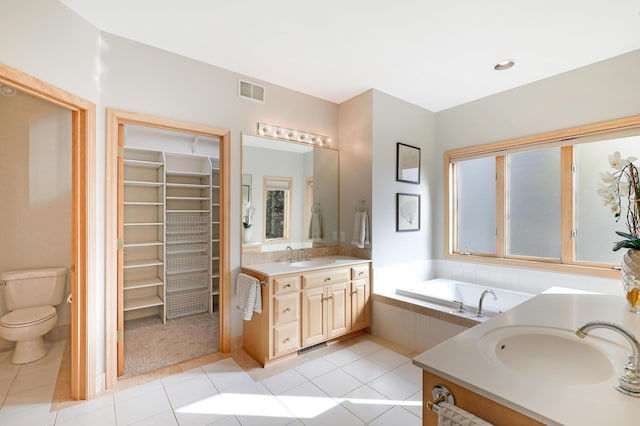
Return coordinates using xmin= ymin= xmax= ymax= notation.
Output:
xmin=288 ymin=258 xmax=336 ymax=267
xmin=480 ymin=326 xmax=626 ymax=385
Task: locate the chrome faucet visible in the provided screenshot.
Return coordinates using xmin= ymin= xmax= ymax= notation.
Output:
xmin=477 ymin=289 xmax=497 ymax=317
xmin=286 ymin=246 xmax=293 ymax=262
xmin=576 ymin=321 xmax=640 ymax=396
xmin=297 ymin=248 xmax=310 ymax=262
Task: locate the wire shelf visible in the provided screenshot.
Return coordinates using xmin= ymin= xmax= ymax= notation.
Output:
xmin=166 ymin=215 xmax=210 ymax=224
xmin=166 ymin=272 xmax=208 ymax=293
xmin=166 ymin=242 xmax=208 ymax=254
xmin=166 ymin=255 xmax=208 ymax=274
xmin=166 ymin=289 xmax=209 ymax=319
xmin=167 ymin=234 xmax=209 ymax=244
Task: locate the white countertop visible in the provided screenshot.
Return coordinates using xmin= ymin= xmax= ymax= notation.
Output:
xmin=242 ymin=256 xmax=371 ymax=276
xmin=413 ymin=292 xmax=640 ymax=425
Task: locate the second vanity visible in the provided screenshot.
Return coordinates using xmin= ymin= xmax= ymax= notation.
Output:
xmin=413 ymin=292 xmax=640 ymax=425
xmin=241 ymin=256 xmax=371 ymax=366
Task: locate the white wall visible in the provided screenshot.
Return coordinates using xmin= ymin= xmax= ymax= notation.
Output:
xmin=1 ymin=0 xmax=339 ymax=390
xmin=371 ymin=90 xmax=436 ymax=268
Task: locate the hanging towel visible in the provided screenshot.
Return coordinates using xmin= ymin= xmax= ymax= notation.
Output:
xmin=351 ymin=211 xmax=370 ymax=248
xmin=308 ymin=204 xmax=323 ymax=241
xmin=235 ymin=273 xmax=262 ymax=321
xmin=437 ymin=402 xmax=493 ymax=426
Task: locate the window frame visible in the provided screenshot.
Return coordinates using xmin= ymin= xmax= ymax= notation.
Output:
xmin=445 ymin=115 xmax=640 ymax=279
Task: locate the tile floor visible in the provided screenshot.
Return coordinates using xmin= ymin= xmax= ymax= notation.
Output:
xmin=0 ymin=337 xmax=423 ymax=425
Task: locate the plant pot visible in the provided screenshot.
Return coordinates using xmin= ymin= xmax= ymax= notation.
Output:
xmin=622 ymin=249 xmax=640 ymax=279
xmin=243 ymin=227 xmax=252 ymax=244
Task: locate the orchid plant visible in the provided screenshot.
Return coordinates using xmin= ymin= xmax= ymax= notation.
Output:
xmin=598 ymin=151 xmax=640 ymax=251
xmin=243 ymin=205 xmax=255 ymax=229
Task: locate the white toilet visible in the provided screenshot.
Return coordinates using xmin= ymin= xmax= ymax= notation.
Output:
xmin=0 ymin=267 xmax=66 ymax=364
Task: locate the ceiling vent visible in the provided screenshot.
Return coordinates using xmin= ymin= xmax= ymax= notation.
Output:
xmin=239 ymin=79 xmax=265 ymax=103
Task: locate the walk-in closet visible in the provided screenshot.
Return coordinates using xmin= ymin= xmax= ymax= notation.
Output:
xmin=118 ymin=122 xmax=223 ymax=377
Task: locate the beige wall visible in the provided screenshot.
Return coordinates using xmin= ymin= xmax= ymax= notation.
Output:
xmin=0 ymin=91 xmax=72 ymax=350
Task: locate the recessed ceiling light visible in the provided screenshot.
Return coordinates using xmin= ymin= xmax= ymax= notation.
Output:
xmin=0 ymin=84 xmax=17 ymax=96
xmin=494 ymin=60 xmax=515 ymax=71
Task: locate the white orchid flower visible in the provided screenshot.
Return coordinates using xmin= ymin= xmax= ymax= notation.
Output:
xmin=628 ymin=156 xmax=638 ymax=163
xmin=610 ymin=203 xmax=621 ymax=215
xmin=618 ymin=181 xmax=630 ymax=196
xmin=600 ymin=171 xmax=615 ymax=184
xmin=608 ymin=151 xmax=629 ymax=170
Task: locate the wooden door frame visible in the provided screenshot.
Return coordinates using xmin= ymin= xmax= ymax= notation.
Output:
xmin=0 ymin=64 xmax=96 ymax=399
xmin=105 ymin=108 xmax=231 ymax=388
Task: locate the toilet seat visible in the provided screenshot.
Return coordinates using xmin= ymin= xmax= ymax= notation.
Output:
xmin=0 ymin=306 xmax=56 ymax=328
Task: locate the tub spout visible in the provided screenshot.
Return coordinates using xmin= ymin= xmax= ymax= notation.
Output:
xmin=477 ymin=289 xmax=497 ymax=317
xmin=576 ymin=320 xmax=640 ymax=396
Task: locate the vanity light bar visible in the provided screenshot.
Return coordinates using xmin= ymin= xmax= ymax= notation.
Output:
xmin=257 ymin=122 xmax=332 ymax=146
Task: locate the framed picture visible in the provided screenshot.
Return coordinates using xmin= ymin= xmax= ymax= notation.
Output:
xmin=396 ymin=193 xmax=420 ymax=232
xmin=396 ymin=142 xmax=420 ymax=184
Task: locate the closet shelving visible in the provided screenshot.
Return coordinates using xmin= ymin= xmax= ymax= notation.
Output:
xmin=122 ymin=148 xmax=166 ymax=321
xmin=165 ymin=154 xmax=212 ymax=319
xmin=211 ymin=158 xmax=221 ymax=311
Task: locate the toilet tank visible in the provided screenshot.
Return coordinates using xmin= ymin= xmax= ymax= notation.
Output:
xmin=0 ymin=267 xmax=67 ymax=311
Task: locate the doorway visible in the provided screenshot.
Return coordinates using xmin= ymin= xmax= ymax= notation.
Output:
xmin=104 ymin=109 xmax=231 ymax=386
xmin=0 ymin=64 xmax=95 ymax=399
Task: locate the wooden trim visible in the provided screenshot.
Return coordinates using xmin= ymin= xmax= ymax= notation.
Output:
xmin=0 ymin=64 xmax=96 ymax=399
xmin=443 ymin=156 xmax=454 ymax=256
xmin=447 ymin=114 xmax=640 ymax=161
xmin=104 ymin=109 xmax=232 ymax=387
xmin=560 ymin=146 xmax=575 ymax=264
xmin=495 ymin=156 xmax=506 ymax=258
xmin=116 ymin=124 xmax=124 ymax=376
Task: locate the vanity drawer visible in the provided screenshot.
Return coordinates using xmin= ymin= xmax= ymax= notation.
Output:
xmin=273 ymin=292 xmax=299 ymax=325
xmin=273 ymin=321 xmax=300 ymax=357
xmin=273 ymin=275 xmax=300 ymax=294
xmin=351 ymin=264 xmax=369 ymax=280
xmin=302 ymin=268 xmax=350 ymax=288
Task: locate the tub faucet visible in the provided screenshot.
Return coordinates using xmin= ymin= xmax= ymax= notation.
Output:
xmin=576 ymin=321 xmax=640 ymax=396
xmin=476 ymin=289 xmax=497 ymax=317
xmin=297 ymin=248 xmax=310 ymax=262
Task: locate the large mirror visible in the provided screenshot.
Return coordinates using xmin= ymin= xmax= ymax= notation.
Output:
xmin=242 ymin=134 xmax=339 ymax=252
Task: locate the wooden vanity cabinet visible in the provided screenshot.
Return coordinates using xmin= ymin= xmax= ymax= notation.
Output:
xmin=242 ymin=261 xmax=371 ymax=366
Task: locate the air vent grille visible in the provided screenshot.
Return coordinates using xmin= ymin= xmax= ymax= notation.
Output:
xmin=239 ymin=79 xmax=265 ymax=103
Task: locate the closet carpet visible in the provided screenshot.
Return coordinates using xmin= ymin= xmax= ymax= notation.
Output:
xmin=123 ymin=312 xmax=219 ymax=378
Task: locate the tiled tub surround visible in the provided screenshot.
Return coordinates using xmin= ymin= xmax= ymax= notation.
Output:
xmin=413 ymin=293 xmax=640 ymax=425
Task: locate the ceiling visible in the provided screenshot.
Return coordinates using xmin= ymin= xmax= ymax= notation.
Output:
xmin=60 ymin=0 xmax=640 ymax=112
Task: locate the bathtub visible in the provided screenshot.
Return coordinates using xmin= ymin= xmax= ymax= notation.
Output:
xmin=395 ymin=278 xmax=533 ymax=319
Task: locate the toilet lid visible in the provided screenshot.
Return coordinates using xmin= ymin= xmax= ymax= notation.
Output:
xmin=1 ymin=306 xmax=56 ymax=327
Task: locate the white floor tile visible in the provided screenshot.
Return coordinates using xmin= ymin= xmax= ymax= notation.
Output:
xmin=114 ymin=387 xmax=172 ymax=425
xmin=0 ymin=402 xmax=57 ymax=426
xmin=164 ymin=373 xmax=218 ymax=409
xmin=129 ymin=409 xmax=178 ymax=425
xmin=202 ymin=359 xmax=253 ymax=391
xmin=261 ymin=368 xmax=308 ymax=395
xmin=113 ymin=379 xmax=164 ymax=404
xmin=173 ymin=395 xmax=233 ymax=425
xmin=160 ymin=366 xmax=207 ymax=387
xmin=337 ymin=384 xmax=393 ymax=424
xmin=211 ymin=416 xmax=241 ymax=425
xmin=220 ymin=381 xmax=294 ymax=425
xmin=276 ymin=381 xmax=335 ymax=419
xmin=366 ymin=348 xmax=410 ymax=370
xmin=340 ymin=358 xmax=388 ymax=383
xmin=310 ymin=368 xmax=363 ymax=398
xmin=368 ymin=405 xmax=421 ymax=426
xmin=368 ymin=371 xmax=420 ymax=401
xmin=403 ymin=389 xmax=423 ymax=418
xmin=299 ymin=402 xmax=365 ymax=426
xmin=322 ymin=348 xmax=361 ymax=367
xmin=294 ymin=358 xmax=336 ymax=380
xmin=347 ymin=340 xmax=384 ymax=357
xmin=0 ymin=359 xmax=20 ymax=382
xmin=9 ymin=364 xmax=60 ymax=394
xmin=391 ymin=361 xmax=422 ymax=386
xmin=55 ymin=393 xmax=115 ymax=425
xmin=55 ymin=403 xmax=116 ymax=426
xmin=0 ymin=383 xmax=55 ymax=417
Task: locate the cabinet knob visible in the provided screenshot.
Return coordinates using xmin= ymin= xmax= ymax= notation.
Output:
xmin=358 ymin=272 xmax=364 ymax=276
xmin=285 ymin=283 xmax=291 ymax=288
xmin=283 ymin=337 xmax=290 ymax=343
xmin=324 ymin=277 xmax=331 ymax=282
xmin=351 ymin=290 xmax=358 ymax=295
xmin=284 ymin=307 xmax=291 ymax=312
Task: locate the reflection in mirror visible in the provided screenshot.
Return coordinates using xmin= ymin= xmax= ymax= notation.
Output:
xmin=242 ymin=134 xmax=339 ymax=252
xmin=264 ymin=176 xmax=291 ymax=240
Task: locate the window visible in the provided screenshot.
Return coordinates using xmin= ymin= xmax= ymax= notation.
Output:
xmin=264 ymin=176 xmax=292 ymax=241
xmin=445 ymin=115 xmax=640 ymax=277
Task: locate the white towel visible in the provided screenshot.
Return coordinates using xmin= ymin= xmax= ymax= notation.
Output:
xmin=308 ymin=210 xmax=323 ymax=241
xmin=351 ymin=211 xmax=370 ymax=248
xmin=437 ymin=402 xmax=493 ymax=426
xmin=235 ymin=273 xmax=262 ymax=321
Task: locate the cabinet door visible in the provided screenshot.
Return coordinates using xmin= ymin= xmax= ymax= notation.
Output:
xmin=301 ymin=286 xmax=326 ymax=347
xmin=351 ymin=278 xmax=370 ymax=331
xmin=273 ymin=321 xmax=300 ymax=357
xmin=327 ymin=282 xmax=351 ymax=339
